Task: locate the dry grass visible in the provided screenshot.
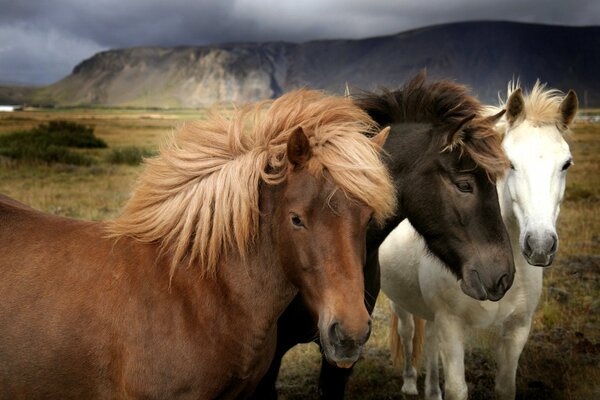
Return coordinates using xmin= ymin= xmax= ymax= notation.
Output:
xmin=0 ymin=109 xmax=598 ymax=399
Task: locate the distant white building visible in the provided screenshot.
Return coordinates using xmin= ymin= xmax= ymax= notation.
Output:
xmin=0 ymin=105 xmax=21 ymax=112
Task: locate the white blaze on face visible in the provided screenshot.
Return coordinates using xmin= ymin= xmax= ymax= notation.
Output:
xmin=497 ymin=120 xmax=571 ymax=265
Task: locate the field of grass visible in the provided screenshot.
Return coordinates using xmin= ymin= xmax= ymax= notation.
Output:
xmin=0 ymin=109 xmax=598 ymax=399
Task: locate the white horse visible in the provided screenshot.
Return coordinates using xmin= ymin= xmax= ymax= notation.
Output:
xmin=379 ymin=82 xmax=578 ymax=400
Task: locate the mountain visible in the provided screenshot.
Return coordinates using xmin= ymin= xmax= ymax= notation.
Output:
xmin=25 ymin=21 xmax=600 ymax=107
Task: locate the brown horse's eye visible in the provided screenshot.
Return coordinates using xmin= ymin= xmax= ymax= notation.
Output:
xmin=456 ymin=181 xmax=473 ymax=193
xmin=290 ymin=213 xmax=305 ymax=228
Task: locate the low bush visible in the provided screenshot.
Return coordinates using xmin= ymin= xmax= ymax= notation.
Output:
xmin=0 ymin=121 xmax=105 ymax=166
xmin=106 ymin=146 xmax=157 ymax=166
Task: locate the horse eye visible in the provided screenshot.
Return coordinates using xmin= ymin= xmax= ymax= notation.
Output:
xmin=510 ymin=162 xmax=516 ymax=171
xmin=561 ymin=159 xmax=573 ymax=171
xmin=290 ymin=214 xmax=305 ymax=228
xmin=456 ymin=181 xmax=473 ymax=193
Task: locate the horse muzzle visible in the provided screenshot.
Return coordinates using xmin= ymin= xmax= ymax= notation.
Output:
xmin=320 ymin=318 xmax=372 ymax=368
xmin=522 ymin=231 xmax=558 ymax=267
xmin=460 ymin=266 xmax=514 ymax=302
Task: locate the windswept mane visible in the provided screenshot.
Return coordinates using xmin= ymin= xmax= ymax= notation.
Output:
xmin=107 ymin=90 xmax=395 ymax=278
xmin=499 ymin=80 xmax=569 ymax=128
xmin=354 ymin=73 xmax=508 ymax=179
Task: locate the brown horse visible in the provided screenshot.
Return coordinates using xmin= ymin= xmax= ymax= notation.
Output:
xmin=0 ymin=90 xmax=395 ymax=399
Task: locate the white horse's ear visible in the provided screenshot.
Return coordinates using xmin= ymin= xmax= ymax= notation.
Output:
xmin=371 ymin=126 xmax=390 ymax=150
xmin=560 ymin=90 xmax=578 ymax=129
xmin=506 ymin=88 xmax=525 ymax=125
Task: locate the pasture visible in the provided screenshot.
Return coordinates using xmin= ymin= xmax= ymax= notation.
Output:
xmin=0 ymin=108 xmax=598 ymax=399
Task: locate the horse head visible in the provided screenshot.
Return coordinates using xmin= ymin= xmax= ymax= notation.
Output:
xmin=497 ymin=83 xmax=577 ymax=266
xmin=269 ymin=125 xmax=393 ymax=367
xmin=358 ymin=75 xmax=515 ymax=301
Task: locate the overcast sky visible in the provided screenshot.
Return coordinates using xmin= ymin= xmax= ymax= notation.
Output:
xmin=1 ymin=0 xmax=598 ymax=85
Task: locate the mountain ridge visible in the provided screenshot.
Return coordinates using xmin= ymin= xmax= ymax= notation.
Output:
xmin=11 ymin=21 xmax=600 ymax=107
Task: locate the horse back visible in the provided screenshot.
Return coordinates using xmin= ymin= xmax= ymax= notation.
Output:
xmin=0 ymin=196 xmax=222 ymax=398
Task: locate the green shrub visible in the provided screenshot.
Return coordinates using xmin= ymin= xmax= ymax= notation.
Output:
xmin=0 ymin=121 xmax=105 ymax=166
xmin=106 ymin=146 xmax=157 ymax=166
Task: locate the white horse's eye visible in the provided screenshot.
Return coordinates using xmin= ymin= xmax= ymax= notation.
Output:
xmin=509 ymin=162 xmax=516 ymax=171
xmin=561 ymin=159 xmax=573 ymax=171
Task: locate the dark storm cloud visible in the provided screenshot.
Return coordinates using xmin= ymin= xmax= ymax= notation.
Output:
xmin=0 ymin=0 xmax=598 ymax=84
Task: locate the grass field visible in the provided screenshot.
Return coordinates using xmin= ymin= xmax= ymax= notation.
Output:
xmin=0 ymin=109 xmax=598 ymax=399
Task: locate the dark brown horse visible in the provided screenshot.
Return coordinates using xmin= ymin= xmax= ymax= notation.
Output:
xmin=252 ymin=74 xmax=516 ymax=399
xmin=0 ymin=90 xmax=396 ymax=399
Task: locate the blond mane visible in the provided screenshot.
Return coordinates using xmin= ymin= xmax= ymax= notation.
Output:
xmin=107 ymin=90 xmax=395 ymax=278
xmin=497 ymin=80 xmax=568 ymax=128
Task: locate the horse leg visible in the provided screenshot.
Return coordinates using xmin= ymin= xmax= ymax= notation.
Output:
xmin=317 ymin=357 xmax=353 ymax=400
xmin=250 ymin=351 xmax=283 ymax=400
xmin=495 ymin=316 xmax=532 ymax=400
xmin=251 ymin=295 xmax=319 ymax=400
xmin=436 ymin=313 xmax=467 ymax=400
xmin=423 ymin=319 xmax=442 ymax=400
xmin=390 ymin=303 xmax=419 ymax=395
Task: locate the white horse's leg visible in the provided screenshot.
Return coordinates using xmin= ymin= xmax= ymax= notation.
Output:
xmin=495 ymin=316 xmax=532 ymax=400
xmin=391 ymin=304 xmax=419 ymax=395
xmin=424 ymin=319 xmax=442 ymax=400
xmin=436 ymin=313 xmax=468 ymax=400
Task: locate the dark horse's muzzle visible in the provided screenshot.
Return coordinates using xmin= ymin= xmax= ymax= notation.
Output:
xmin=460 ymin=264 xmax=515 ymax=302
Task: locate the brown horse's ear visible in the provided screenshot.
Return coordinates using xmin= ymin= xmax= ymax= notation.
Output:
xmin=482 ymin=109 xmax=506 ymax=126
xmin=560 ymin=90 xmax=578 ymax=128
xmin=371 ymin=126 xmax=390 ymax=149
xmin=506 ymin=88 xmax=525 ymax=125
xmin=445 ymin=113 xmax=476 ymax=150
xmin=287 ymin=126 xmax=312 ymax=168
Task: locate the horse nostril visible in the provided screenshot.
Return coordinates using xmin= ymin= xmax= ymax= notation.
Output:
xmin=365 ymin=319 xmax=373 ymax=341
xmin=524 ymin=233 xmax=533 ymax=255
xmin=496 ymin=273 xmax=510 ymax=293
xmin=328 ymin=321 xmax=341 ymax=344
xmin=549 ymin=234 xmax=558 ymax=253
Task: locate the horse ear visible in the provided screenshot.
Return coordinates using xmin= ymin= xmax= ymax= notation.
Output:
xmin=445 ymin=113 xmax=476 ymax=150
xmin=482 ymin=109 xmax=506 ymax=126
xmin=287 ymin=126 xmax=312 ymax=168
xmin=560 ymin=90 xmax=578 ymax=128
xmin=371 ymin=126 xmax=390 ymax=149
xmin=506 ymin=88 xmax=525 ymax=125
xmin=344 ymin=82 xmax=351 ymax=98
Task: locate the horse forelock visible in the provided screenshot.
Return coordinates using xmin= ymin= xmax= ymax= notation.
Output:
xmin=501 ymin=79 xmax=569 ymax=129
xmin=355 ymin=73 xmax=508 ymax=181
xmin=106 ymin=89 xmax=395 ymax=279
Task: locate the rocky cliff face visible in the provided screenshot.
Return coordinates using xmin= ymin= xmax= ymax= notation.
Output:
xmin=33 ymin=21 xmax=600 ymax=107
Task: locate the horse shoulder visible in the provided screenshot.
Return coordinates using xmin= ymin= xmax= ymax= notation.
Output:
xmin=495 ymin=256 xmax=544 ymax=322
xmin=380 ymin=221 xmax=434 ymax=320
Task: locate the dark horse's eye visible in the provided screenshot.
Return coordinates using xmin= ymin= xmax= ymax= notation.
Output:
xmin=456 ymin=181 xmax=473 ymax=193
xmin=290 ymin=213 xmax=305 ymax=228
xmin=510 ymin=162 xmax=516 ymax=170
xmin=561 ymin=159 xmax=573 ymax=171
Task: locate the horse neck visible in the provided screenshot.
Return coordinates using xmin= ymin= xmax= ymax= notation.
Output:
xmin=216 ymin=229 xmax=297 ymax=334
xmin=367 ymin=214 xmax=405 ymax=254
xmin=219 ymin=183 xmax=298 ymax=332
xmin=365 ymin=122 xmax=431 ymax=254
